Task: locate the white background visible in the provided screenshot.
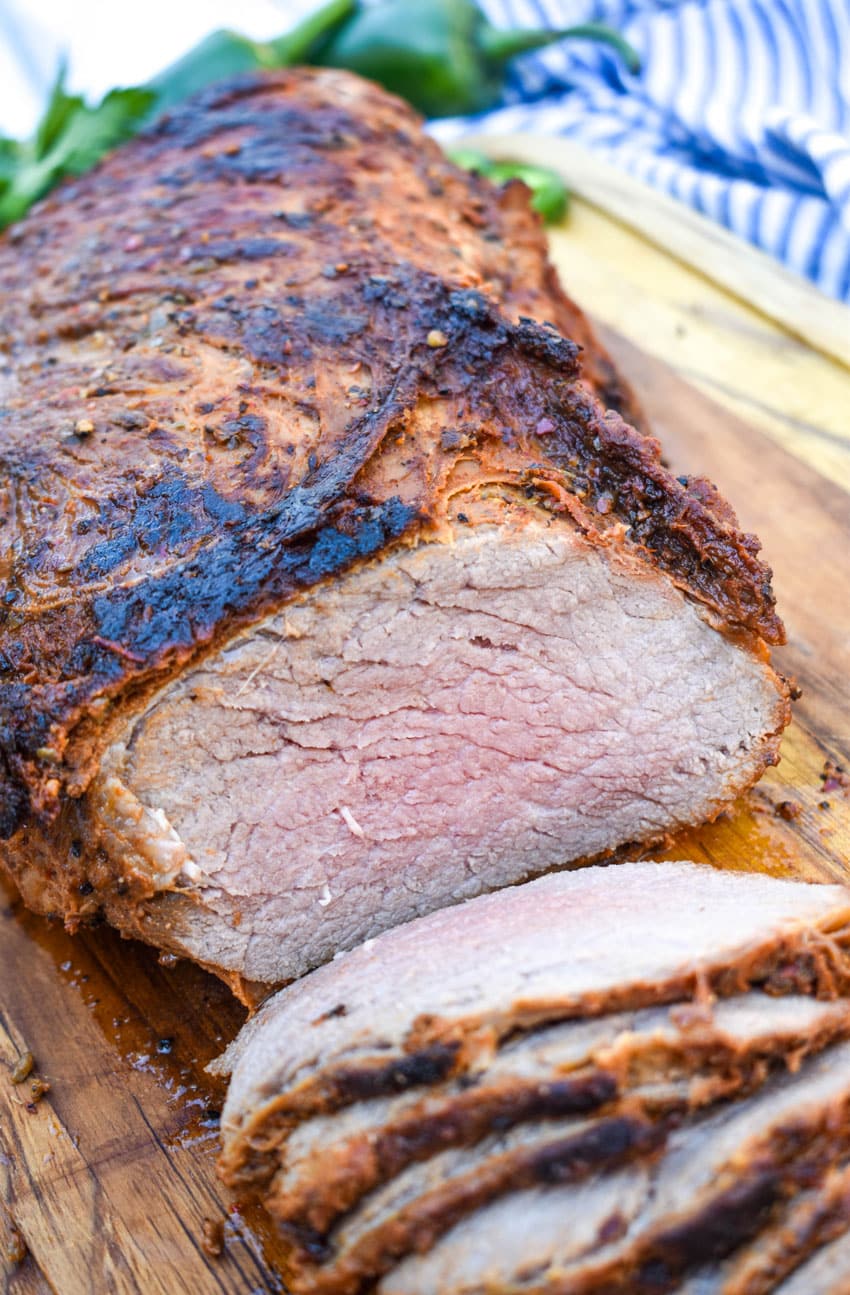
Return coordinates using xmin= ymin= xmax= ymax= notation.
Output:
xmin=0 ymin=0 xmax=319 ymax=136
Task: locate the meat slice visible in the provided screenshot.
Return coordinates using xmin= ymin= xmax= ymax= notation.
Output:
xmin=381 ymin=1042 xmax=850 ymax=1295
xmin=285 ymin=1055 xmax=843 ymax=1295
xmin=218 ymin=862 xmax=850 ymax=1189
xmin=295 ymin=1108 xmax=666 ymax=1295
xmin=1 ymin=69 xmax=789 ymax=990
xmin=380 ymin=1175 xmax=652 ymax=1295
xmin=380 ymin=1170 xmax=653 ymax=1295
xmin=217 ymin=863 xmax=850 ymax=1291
xmin=573 ymin=1049 xmax=850 ymax=1293
xmin=271 ymin=994 xmax=850 ymax=1239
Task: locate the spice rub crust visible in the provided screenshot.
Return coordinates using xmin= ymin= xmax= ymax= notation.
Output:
xmin=0 ymin=69 xmax=782 ymax=838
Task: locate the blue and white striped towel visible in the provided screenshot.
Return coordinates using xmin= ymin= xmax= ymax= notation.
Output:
xmin=430 ymin=0 xmax=850 ymax=303
xmin=1 ymin=0 xmax=849 ymax=302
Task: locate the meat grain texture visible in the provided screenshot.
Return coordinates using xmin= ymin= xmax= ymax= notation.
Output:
xmin=0 ymin=69 xmax=790 ymax=992
xmin=216 ymin=862 xmax=850 ymax=1295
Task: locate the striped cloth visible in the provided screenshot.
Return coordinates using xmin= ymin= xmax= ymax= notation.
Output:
xmin=429 ymin=0 xmax=850 ymax=303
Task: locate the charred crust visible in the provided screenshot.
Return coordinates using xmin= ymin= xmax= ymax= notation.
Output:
xmin=328 ymin=1043 xmax=460 ymax=1105
xmin=624 ymin=1173 xmax=781 ymax=1293
xmin=280 ymin=1114 xmax=663 ymax=1287
xmin=525 ymin=1114 xmax=661 ymax=1187
xmin=275 ymin=1071 xmax=621 ymax=1237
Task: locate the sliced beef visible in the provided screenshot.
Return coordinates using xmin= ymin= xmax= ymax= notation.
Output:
xmin=218 ymin=861 xmax=850 ymax=1191
xmin=272 ymin=994 xmax=850 ymax=1238
xmin=287 ymin=1054 xmax=850 ymax=1294
xmin=380 ymin=1170 xmax=653 ymax=1295
xmin=217 ymin=863 xmax=850 ymax=1291
xmin=724 ymin=1159 xmax=850 ymax=1293
xmin=0 ymin=69 xmax=788 ymax=991
xmin=380 ymin=1173 xmax=652 ymax=1295
xmin=577 ymin=1046 xmax=850 ymax=1294
xmin=293 ymin=1108 xmax=666 ymax=1295
xmin=272 ymin=1041 xmax=623 ymax=1241
xmin=381 ymin=1041 xmax=850 ymax=1295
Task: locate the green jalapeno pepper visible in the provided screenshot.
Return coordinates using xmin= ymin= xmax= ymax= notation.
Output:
xmin=312 ymin=0 xmax=640 ymax=118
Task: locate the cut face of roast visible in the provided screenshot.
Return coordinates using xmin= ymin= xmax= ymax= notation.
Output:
xmin=1 ymin=70 xmax=788 ymax=990
xmin=77 ymin=509 xmax=788 ymax=987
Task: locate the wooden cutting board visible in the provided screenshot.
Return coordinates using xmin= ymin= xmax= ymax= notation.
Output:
xmin=2 ymin=184 xmax=849 ymax=1294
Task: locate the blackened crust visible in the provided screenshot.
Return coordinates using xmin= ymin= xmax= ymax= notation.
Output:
xmin=281 ymin=1113 xmax=663 ymax=1292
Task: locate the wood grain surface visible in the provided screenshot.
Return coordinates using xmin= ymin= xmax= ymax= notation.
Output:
xmin=1 ymin=189 xmax=849 ymax=1294
xmin=546 ymin=200 xmax=850 ymax=488
xmin=466 ymin=133 xmax=850 ymax=371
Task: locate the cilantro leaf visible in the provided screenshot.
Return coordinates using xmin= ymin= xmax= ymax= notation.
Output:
xmin=0 ymin=67 xmax=154 ymax=231
xmin=0 ymin=139 xmax=20 ymax=189
xmin=34 ymin=60 xmax=82 ymax=158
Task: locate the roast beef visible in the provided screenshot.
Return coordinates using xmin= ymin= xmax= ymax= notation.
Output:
xmin=270 ymin=994 xmax=850 ymax=1240
xmin=282 ymin=1066 xmax=842 ymax=1295
xmin=381 ymin=1169 xmax=654 ymax=1295
xmin=303 ymin=1108 xmax=668 ymax=1295
xmin=216 ymin=862 xmax=850 ymax=1292
xmin=0 ymin=69 xmax=789 ymax=991
xmin=218 ymin=862 xmax=850 ymax=1170
xmin=773 ymin=1226 xmax=850 ymax=1293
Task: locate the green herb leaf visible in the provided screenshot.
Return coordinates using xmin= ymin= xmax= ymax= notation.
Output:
xmin=49 ymin=84 xmax=155 ymax=174
xmin=0 ymin=67 xmax=154 ymax=231
xmin=0 ymin=138 xmax=20 ymax=186
xmin=148 ymin=0 xmax=357 ymax=116
xmin=0 ymin=1 xmax=622 ymax=230
xmin=448 ymin=149 xmax=569 ymax=223
xmin=34 ymin=61 xmax=82 ymax=158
